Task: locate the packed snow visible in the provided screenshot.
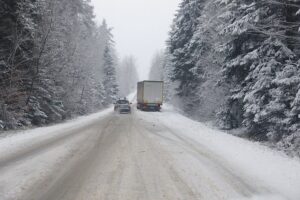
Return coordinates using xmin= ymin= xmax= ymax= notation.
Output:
xmin=138 ymin=105 xmax=300 ymax=200
xmin=0 ymin=104 xmax=300 ymax=200
xmin=0 ymin=108 xmax=112 ymax=162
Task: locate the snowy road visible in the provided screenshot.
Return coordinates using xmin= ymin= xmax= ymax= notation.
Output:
xmin=0 ymin=106 xmax=300 ymax=200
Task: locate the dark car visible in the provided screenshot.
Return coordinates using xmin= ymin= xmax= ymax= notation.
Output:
xmin=114 ymin=98 xmax=131 ymax=114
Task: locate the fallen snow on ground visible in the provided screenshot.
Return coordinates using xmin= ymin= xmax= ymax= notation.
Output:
xmin=0 ymin=107 xmax=113 ymax=200
xmin=0 ymin=107 xmax=112 ymax=159
xmin=1 ymin=103 xmax=300 ymax=200
xmin=138 ymin=104 xmax=300 ymax=200
xmin=0 ymin=132 xmax=88 ymax=200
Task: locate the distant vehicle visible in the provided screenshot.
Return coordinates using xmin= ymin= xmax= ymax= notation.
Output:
xmin=137 ymin=81 xmax=163 ymax=111
xmin=114 ymin=98 xmax=131 ymax=114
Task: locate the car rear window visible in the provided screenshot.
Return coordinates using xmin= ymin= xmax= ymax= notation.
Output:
xmin=117 ymin=100 xmax=129 ymax=104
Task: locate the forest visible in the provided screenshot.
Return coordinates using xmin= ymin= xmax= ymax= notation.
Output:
xmin=1 ymin=0 xmax=300 ymax=157
xmin=0 ymin=0 xmax=137 ymax=130
xmin=149 ymin=0 xmax=300 ymax=157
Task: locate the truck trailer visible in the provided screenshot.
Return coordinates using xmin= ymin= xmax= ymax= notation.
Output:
xmin=137 ymin=81 xmax=164 ymax=111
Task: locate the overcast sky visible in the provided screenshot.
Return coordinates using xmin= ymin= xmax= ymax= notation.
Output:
xmin=90 ymin=0 xmax=180 ymax=80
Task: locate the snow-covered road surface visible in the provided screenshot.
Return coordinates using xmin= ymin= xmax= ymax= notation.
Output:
xmin=0 ymin=106 xmax=300 ymax=200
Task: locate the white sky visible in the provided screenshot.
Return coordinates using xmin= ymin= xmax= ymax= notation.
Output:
xmin=90 ymin=0 xmax=180 ymax=80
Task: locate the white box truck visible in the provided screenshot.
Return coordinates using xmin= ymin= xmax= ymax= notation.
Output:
xmin=137 ymin=81 xmax=163 ymax=111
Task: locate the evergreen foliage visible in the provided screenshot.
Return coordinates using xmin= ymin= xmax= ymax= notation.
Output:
xmin=102 ymin=45 xmax=119 ymax=104
xmin=0 ymin=0 xmax=119 ymax=129
xmin=117 ymin=56 xmax=139 ymax=97
xmin=167 ymin=0 xmax=204 ymax=115
xmin=149 ymin=51 xmax=165 ymax=81
xmin=164 ymin=0 xmax=300 ymax=156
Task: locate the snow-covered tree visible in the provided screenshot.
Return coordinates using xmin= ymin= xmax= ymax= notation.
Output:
xmin=102 ymin=45 xmax=119 ymax=104
xmin=167 ymin=0 xmax=206 ymax=115
xmin=149 ymin=51 xmax=165 ymax=81
xmin=165 ymin=0 xmax=300 ymax=155
xmin=0 ymin=0 xmax=38 ymax=127
xmin=117 ymin=56 xmax=139 ymax=97
xmin=0 ymin=0 xmax=120 ymax=129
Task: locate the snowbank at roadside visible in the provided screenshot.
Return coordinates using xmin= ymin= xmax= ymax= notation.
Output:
xmin=0 ymin=107 xmax=112 ymax=158
xmin=138 ymin=105 xmax=300 ymax=200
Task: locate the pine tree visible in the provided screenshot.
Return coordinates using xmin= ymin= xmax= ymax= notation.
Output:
xmin=102 ymin=46 xmax=119 ymax=104
xmin=0 ymin=0 xmax=117 ymax=129
xmin=149 ymin=51 xmax=165 ymax=81
xmin=162 ymin=51 xmax=177 ymax=103
xmin=0 ymin=0 xmax=38 ymax=127
xmin=167 ymin=0 xmax=206 ymax=115
xmin=117 ymin=56 xmax=139 ymax=97
xmin=165 ymin=0 xmax=300 ymax=155
xmin=97 ymin=20 xmax=119 ymax=104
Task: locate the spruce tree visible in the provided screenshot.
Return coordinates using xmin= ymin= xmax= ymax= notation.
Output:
xmin=167 ymin=0 xmax=205 ymax=114
xmin=0 ymin=0 xmax=118 ymax=129
xmin=165 ymin=0 xmax=300 ymax=155
xmin=117 ymin=56 xmax=139 ymax=97
xmin=102 ymin=45 xmax=119 ymax=104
